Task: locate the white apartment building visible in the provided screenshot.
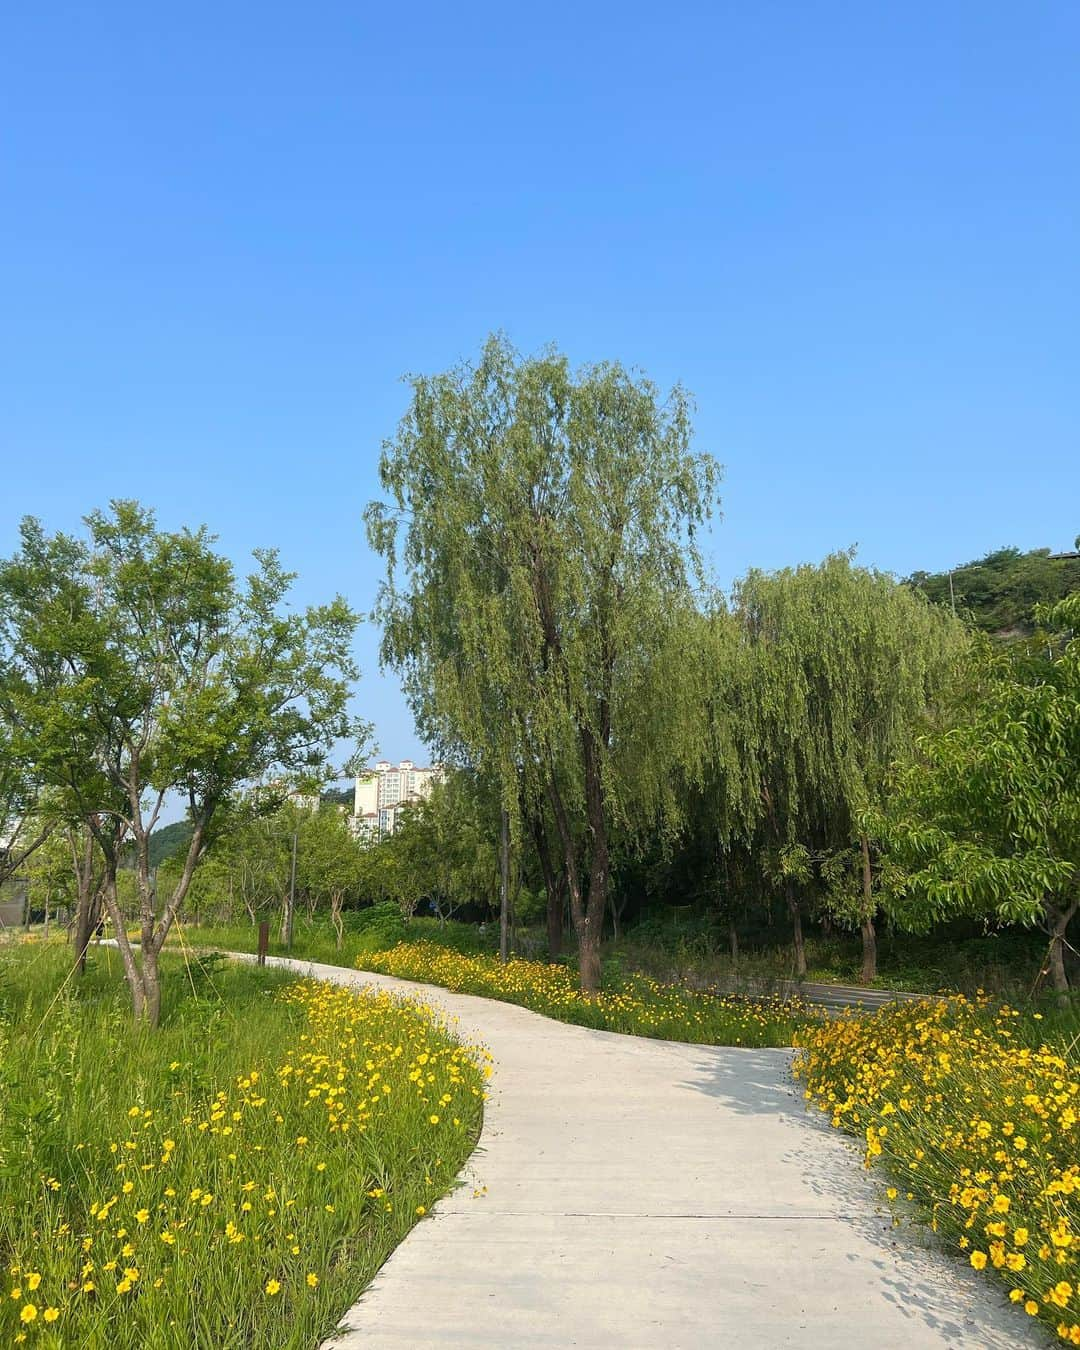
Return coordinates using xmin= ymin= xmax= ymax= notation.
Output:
xmin=352 ymin=759 xmax=439 ymax=839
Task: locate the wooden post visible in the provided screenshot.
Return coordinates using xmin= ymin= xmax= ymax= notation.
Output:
xmin=257 ymin=920 xmax=269 ymax=967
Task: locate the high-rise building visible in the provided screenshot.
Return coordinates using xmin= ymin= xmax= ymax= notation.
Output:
xmin=352 ymin=759 xmax=439 ymax=839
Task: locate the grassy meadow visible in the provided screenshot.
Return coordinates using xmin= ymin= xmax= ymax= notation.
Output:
xmin=0 ymin=939 xmax=485 ymax=1348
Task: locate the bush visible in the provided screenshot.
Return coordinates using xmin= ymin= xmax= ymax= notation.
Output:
xmin=342 ymin=902 xmax=407 ymax=951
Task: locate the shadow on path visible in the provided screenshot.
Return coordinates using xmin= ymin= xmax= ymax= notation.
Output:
xmin=677 ymin=1045 xmax=1037 ymax=1350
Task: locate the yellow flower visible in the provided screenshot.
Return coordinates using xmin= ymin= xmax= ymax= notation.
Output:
xmin=25 ymin=1273 xmax=40 ymax=1292
xmin=43 ymin=1308 xmax=59 ymax=1323
xmin=969 ymin=1251 xmax=987 ymax=1270
xmin=265 ymin=1279 xmax=281 ymax=1296
xmin=306 ymin=1273 xmax=319 ymax=1288
xmin=20 ymin=1305 xmax=37 ymax=1323
xmin=1024 ymin=1300 xmax=1038 ymax=1316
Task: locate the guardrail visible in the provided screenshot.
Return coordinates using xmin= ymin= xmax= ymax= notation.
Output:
xmin=707 ymin=973 xmax=943 ymax=1012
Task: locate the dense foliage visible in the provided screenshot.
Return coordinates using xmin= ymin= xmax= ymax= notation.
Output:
xmin=908 ymin=542 xmax=1080 ymax=636
xmin=880 ymin=594 xmax=1080 ymax=994
xmin=0 ymin=502 xmax=361 ymax=1023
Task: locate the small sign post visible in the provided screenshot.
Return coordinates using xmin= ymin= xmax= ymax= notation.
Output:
xmin=257 ymin=920 xmax=269 ymax=967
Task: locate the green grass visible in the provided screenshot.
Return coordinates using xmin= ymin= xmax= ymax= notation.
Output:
xmin=609 ymin=917 xmax=1056 ymax=998
xmin=170 ymin=905 xmax=492 ymax=972
xmin=0 ymin=938 xmax=484 ymax=1349
xmin=173 ymin=916 xmax=806 ymax=1046
xmin=184 ymin=909 xmax=1058 ymax=998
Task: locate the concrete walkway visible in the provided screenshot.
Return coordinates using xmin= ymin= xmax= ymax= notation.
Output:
xmin=256 ymin=956 xmax=1037 ymax=1349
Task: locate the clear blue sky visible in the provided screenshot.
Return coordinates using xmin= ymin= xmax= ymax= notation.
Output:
xmin=2 ymin=2 xmax=1077 ymax=768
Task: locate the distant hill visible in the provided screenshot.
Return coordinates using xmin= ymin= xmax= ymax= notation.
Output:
xmin=907 ymin=543 xmax=1080 ymax=636
xmin=147 ymin=820 xmax=194 ymax=869
xmin=321 ymin=785 xmax=354 ymax=808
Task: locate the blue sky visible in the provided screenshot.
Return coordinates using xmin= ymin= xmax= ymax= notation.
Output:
xmin=2 ymin=2 xmax=1077 ymax=767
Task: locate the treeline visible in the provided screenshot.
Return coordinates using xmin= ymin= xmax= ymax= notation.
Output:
xmin=908 ymin=542 xmax=1080 ymax=636
xmin=3 ymin=339 xmax=1077 ymax=1016
xmin=361 ymin=336 xmax=1080 ymax=997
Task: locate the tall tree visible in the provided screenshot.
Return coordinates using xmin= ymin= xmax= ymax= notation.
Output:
xmin=731 ymin=553 xmax=965 ymax=981
xmin=296 ymin=803 xmax=367 ymax=947
xmin=367 ymin=335 xmax=719 ymax=992
xmin=0 ymin=503 xmax=360 ymax=1024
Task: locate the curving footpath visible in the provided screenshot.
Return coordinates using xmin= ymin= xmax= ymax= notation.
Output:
xmin=253 ymin=956 xmax=1036 ymax=1350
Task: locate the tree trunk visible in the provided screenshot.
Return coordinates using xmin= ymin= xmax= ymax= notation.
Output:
xmin=331 ymin=892 xmax=344 ymax=949
xmin=859 ymin=834 xmax=877 ymax=984
xmin=729 ymin=919 xmax=739 ymax=963
xmin=1044 ymin=899 xmax=1077 ymax=1004
xmin=72 ymin=834 xmax=99 ymax=977
xmin=531 ymin=809 xmax=564 ymax=961
xmin=544 ymin=766 xmax=600 ymax=992
xmin=140 ymin=941 xmax=162 ymax=1029
xmin=498 ymin=806 xmax=510 ymax=965
xmin=548 ymin=876 xmax=565 ymax=961
xmin=579 ymin=916 xmax=603 ymax=996
xmin=100 ymin=870 xmax=146 ymax=1021
xmin=860 ymin=917 xmax=877 ymax=985
xmin=579 ymin=726 xmax=609 ymax=997
xmin=786 ymin=880 xmax=807 ymax=978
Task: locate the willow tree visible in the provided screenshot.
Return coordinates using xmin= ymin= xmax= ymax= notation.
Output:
xmin=731 ymin=553 xmax=965 ymax=981
xmin=367 ymin=335 xmax=720 ymax=993
xmin=674 ymin=604 xmax=768 ymax=955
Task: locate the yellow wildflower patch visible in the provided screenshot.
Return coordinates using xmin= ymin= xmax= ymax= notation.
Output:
xmin=359 ymin=940 xmax=807 ymax=1047
xmin=795 ymin=995 xmax=1080 ymax=1342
